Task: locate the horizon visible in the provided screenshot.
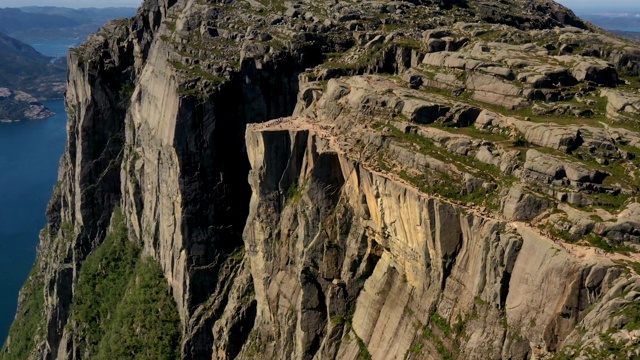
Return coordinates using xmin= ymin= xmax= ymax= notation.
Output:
xmin=0 ymin=0 xmax=141 ymax=8
xmin=0 ymin=1 xmax=635 ymax=12
xmin=556 ymin=0 xmax=639 ymax=12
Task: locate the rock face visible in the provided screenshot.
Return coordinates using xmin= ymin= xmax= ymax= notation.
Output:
xmin=0 ymin=88 xmax=54 ymax=121
xmin=3 ymin=0 xmax=640 ymax=360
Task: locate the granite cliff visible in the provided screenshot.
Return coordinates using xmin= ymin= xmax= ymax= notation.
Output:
xmin=2 ymin=0 xmax=640 ymax=359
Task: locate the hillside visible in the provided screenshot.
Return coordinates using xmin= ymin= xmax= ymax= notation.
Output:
xmin=0 ymin=7 xmax=137 ymax=41
xmin=2 ymin=0 xmax=640 ymax=359
xmin=0 ymin=31 xmax=66 ymax=99
xmin=0 ymin=88 xmax=53 ymax=121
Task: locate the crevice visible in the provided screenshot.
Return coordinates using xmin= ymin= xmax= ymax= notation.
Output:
xmin=226 ymin=299 xmax=257 ymax=360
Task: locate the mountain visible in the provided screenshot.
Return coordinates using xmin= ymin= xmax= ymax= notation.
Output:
xmin=579 ymin=12 xmax=640 ymax=32
xmin=612 ymin=30 xmax=640 ymax=41
xmin=577 ymin=11 xmax=640 ymax=41
xmin=2 ymin=0 xmax=640 ymax=359
xmin=0 ymin=88 xmax=53 ymax=121
xmin=0 ymin=7 xmax=137 ymax=41
xmin=0 ymin=31 xmax=66 ymax=99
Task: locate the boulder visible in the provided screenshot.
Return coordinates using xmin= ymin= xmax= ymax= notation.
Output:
xmin=558 ymin=56 xmax=619 ymax=87
xmin=400 ymin=98 xmax=450 ymax=124
xmin=598 ymin=204 xmax=640 ymax=243
xmin=502 ymin=185 xmax=552 ymax=221
xmin=523 ymin=149 xmax=608 ymax=185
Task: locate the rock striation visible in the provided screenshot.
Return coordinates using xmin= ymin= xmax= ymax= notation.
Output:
xmin=2 ymin=0 xmax=640 ymax=359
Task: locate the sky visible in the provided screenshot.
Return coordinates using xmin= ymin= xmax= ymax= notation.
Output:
xmin=0 ymin=0 xmax=141 ymax=7
xmin=0 ymin=0 xmax=636 ymax=11
xmin=555 ymin=0 xmax=638 ymax=11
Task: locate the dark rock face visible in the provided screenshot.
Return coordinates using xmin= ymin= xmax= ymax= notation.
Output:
xmin=40 ymin=20 xmax=136 ymax=358
xmin=3 ymin=0 xmax=640 ymax=359
xmin=475 ymin=0 xmax=587 ymax=30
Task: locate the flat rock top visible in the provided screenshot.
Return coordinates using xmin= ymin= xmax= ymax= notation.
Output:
xmin=82 ymin=0 xmax=640 ymax=280
xmin=125 ymin=0 xmax=640 ymax=254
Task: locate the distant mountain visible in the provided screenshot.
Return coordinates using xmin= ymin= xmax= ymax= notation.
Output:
xmin=0 ymin=87 xmax=53 ymax=121
xmin=0 ymin=7 xmax=137 ymax=41
xmin=576 ymin=12 xmax=640 ymax=42
xmin=0 ymin=31 xmax=66 ymax=99
xmin=578 ymin=12 xmax=640 ymax=32
xmin=0 ymin=7 xmax=137 ymax=100
xmin=611 ymin=30 xmax=640 ymax=42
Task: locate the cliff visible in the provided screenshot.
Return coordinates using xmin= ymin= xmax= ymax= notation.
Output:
xmin=2 ymin=0 xmax=640 ymax=359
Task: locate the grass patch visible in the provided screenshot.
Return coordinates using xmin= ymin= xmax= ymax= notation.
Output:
xmin=421 ymin=326 xmax=454 ymax=360
xmin=0 ymin=266 xmax=46 ymax=360
xmin=430 ymin=311 xmax=451 ymax=338
xmin=583 ymin=234 xmax=635 ymax=253
xmin=353 ymin=331 xmax=372 ymax=360
xmin=71 ymin=207 xmax=140 ymax=356
xmin=590 ymin=192 xmax=630 ymax=212
xmin=614 ymin=260 xmax=640 ymax=276
xmin=407 ymin=342 xmax=424 ymax=354
xmin=616 ymin=299 xmax=640 ymax=331
xmin=94 ymin=258 xmax=181 ymax=360
xmin=286 ymin=181 xmax=306 ymax=205
xmin=70 ymin=207 xmax=181 ymax=359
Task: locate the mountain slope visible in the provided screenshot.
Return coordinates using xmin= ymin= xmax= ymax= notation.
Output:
xmin=0 ymin=31 xmax=66 ymax=99
xmin=2 ymin=0 xmax=640 ymax=359
xmin=0 ymin=7 xmax=137 ymax=40
xmin=0 ymin=88 xmax=53 ymax=121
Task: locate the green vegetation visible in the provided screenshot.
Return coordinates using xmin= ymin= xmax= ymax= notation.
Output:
xmin=286 ymin=181 xmax=306 ymax=205
xmin=589 ymin=192 xmax=631 ymax=212
xmin=452 ymin=314 xmax=468 ymax=336
xmin=0 ymin=266 xmax=46 ymax=360
xmin=421 ymin=326 xmax=454 ymax=360
xmin=353 ymin=331 xmax=372 ymax=360
xmin=331 ymin=304 xmax=356 ymax=327
xmin=94 ymin=258 xmax=181 ymax=360
xmin=410 ymin=310 xmax=465 ymax=360
xmin=407 ymin=341 xmax=424 ymax=354
xmin=616 ymin=299 xmax=640 ymax=331
xmin=386 ymin=122 xmax=502 ymax=180
xmin=430 ymin=311 xmax=452 ymax=338
xmin=552 ymin=330 xmax=640 ymax=360
xmin=583 ymin=234 xmax=618 ymax=252
xmin=615 ymin=260 xmax=640 ymax=276
xmin=70 ymin=207 xmax=181 ymax=359
xmin=72 ymin=207 xmax=140 ymax=355
xmin=373 ymin=118 xmax=516 ymax=209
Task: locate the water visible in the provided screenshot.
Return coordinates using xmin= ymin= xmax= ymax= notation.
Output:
xmin=616 ymin=27 xmax=640 ymax=32
xmin=27 ymin=38 xmax=82 ymax=61
xmin=0 ymin=101 xmax=67 ymax=344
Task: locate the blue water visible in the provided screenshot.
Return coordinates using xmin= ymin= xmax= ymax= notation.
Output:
xmin=617 ymin=27 xmax=640 ymax=32
xmin=0 ymin=100 xmax=67 ymax=344
xmin=27 ymin=38 xmax=82 ymax=60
